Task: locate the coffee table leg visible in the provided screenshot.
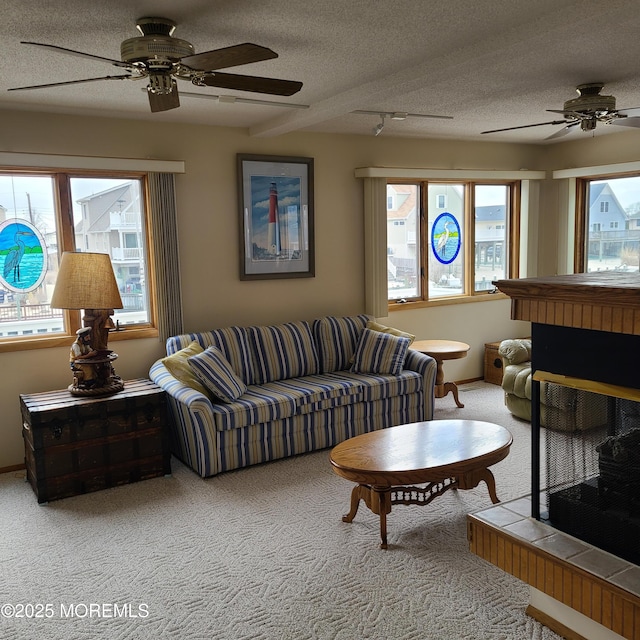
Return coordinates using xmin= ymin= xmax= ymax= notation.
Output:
xmin=458 ymin=468 xmax=500 ymax=504
xmin=372 ymin=487 xmax=392 ymax=549
xmin=342 ymin=485 xmax=392 ymax=549
xmin=342 ymin=485 xmax=368 ymax=523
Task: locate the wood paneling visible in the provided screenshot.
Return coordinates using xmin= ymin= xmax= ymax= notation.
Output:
xmin=495 ymin=273 xmax=640 ymax=335
xmin=468 ymin=515 xmax=640 ymax=640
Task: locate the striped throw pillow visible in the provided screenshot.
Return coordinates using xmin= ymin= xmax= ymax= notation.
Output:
xmin=188 ymin=346 xmax=247 ymax=403
xmin=350 ymin=328 xmax=411 ymax=376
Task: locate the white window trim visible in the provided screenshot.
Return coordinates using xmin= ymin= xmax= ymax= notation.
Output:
xmin=0 ymin=152 xmax=184 ymax=173
xmin=552 ymin=160 xmax=640 ymax=179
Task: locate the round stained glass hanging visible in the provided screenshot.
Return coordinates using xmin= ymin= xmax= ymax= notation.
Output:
xmin=0 ymin=219 xmax=47 ymax=293
xmin=431 ymin=212 xmax=461 ymax=265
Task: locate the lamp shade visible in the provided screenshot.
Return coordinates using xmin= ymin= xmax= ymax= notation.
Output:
xmin=51 ymin=252 xmax=123 ymax=310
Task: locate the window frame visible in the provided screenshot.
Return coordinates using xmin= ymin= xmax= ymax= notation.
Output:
xmin=386 ymin=179 xmax=521 ymax=310
xmin=0 ymin=168 xmax=159 ymax=353
xmin=574 ymin=170 xmax=640 ymax=273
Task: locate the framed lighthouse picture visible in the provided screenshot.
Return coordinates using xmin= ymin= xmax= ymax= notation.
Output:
xmin=237 ymin=154 xmax=314 ymax=280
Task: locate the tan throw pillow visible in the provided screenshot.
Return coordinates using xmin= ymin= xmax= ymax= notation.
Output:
xmin=366 ymin=320 xmax=416 ymax=345
xmin=161 ymin=340 xmax=208 ymax=395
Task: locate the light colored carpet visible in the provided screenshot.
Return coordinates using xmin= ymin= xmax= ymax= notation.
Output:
xmin=0 ymin=382 xmax=562 ymax=640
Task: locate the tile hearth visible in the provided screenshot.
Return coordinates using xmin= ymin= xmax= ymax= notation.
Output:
xmin=468 ymin=496 xmax=640 ymax=640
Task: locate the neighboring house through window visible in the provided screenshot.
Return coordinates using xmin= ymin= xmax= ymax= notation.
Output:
xmin=0 ymin=171 xmax=155 ymax=348
xmin=575 ymin=176 xmax=640 ymax=272
xmin=386 ymin=181 xmax=518 ymax=302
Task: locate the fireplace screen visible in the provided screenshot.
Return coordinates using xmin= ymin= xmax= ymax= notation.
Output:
xmin=542 ymin=381 xmax=640 ymax=565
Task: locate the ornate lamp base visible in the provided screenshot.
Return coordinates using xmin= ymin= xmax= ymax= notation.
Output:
xmin=69 ymin=376 xmax=124 ymax=397
xmin=69 ymin=351 xmax=123 ymax=397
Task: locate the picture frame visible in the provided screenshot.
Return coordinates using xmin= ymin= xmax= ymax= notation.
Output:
xmin=237 ymin=154 xmax=314 ymax=280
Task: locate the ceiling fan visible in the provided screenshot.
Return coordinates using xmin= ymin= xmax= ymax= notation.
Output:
xmin=8 ymin=17 xmax=303 ymax=113
xmin=481 ymin=83 xmax=640 ymax=139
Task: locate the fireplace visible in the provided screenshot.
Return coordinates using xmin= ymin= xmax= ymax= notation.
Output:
xmin=540 ymin=380 xmax=640 ymax=566
xmin=468 ymin=273 xmax=640 ymax=640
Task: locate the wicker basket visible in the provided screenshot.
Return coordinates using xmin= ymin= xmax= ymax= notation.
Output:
xmin=484 ymin=341 xmax=503 ymax=385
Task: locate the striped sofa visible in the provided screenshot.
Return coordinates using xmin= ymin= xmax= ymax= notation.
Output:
xmin=150 ymin=315 xmax=437 ymax=477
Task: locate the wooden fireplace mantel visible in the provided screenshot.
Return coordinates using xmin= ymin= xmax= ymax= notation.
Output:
xmin=479 ymin=272 xmax=640 ymax=639
xmin=493 ymin=272 xmax=640 ymax=335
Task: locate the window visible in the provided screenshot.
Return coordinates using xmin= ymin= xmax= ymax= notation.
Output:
xmin=0 ymin=171 xmax=156 ymax=348
xmin=576 ymin=175 xmax=640 ymax=273
xmin=386 ymin=181 xmax=518 ymax=302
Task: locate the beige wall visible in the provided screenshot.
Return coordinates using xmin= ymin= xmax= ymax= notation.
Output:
xmin=0 ymin=107 xmax=636 ymax=469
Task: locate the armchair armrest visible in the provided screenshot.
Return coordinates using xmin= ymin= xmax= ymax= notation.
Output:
xmin=498 ymin=339 xmax=532 ymax=366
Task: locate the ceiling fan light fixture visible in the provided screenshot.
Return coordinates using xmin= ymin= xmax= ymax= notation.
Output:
xmin=148 ymin=73 xmax=175 ymax=95
xmin=580 ymin=118 xmax=598 ymax=132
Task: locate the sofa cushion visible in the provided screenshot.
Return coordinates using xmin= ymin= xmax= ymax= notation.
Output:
xmin=166 ymin=326 xmax=255 ymax=385
xmin=327 ymin=370 xmax=423 ymax=401
xmin=350 ymin=328 xmax=411 ymax=376
xmin=313 ymin=314 xmax=370 ymax=373
xmin=210 ymin=381 xmax=320 ymax=431
xmin=248 ymin=321 xmax=319 ymax=384
xmin=161 ymin=341 xmax=209 ymax=395
xmin=188 ymin=346 xmax=247 ymax=403
xmin=209 ymin=370 xmax=423 ymax=431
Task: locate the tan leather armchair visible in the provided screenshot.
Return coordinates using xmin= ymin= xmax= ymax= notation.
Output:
xmin=498 ymin=338 xmax=607 ymax=430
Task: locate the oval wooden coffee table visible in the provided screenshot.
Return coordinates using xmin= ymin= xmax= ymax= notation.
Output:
xmin=330 ymin=420 xmax=512 ymax=548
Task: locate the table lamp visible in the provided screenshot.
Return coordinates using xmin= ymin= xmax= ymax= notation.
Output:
xmin=51 ymin=251 xmax=125 ymax=396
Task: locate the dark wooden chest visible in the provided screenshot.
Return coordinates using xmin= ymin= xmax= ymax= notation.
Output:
xmin=21 ymin=378 xmax=171 ymax=503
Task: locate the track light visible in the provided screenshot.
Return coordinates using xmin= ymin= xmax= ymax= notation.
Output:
xmin=373 ymin=114 xmax=386 ymax=136
xmin=354 ymin=108 xmax=453 ymax=135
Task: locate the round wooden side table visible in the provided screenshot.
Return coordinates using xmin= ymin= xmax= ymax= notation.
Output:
xmin=411 ymin=339 xmax=470 ymax=408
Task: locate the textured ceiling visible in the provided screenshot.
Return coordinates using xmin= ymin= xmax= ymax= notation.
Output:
xmin=2 ymin=0 xmax=640 ymax=144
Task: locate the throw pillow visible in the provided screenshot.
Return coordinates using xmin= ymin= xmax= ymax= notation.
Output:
xmin=161 ymin=340 xmax=208 ymax=395
xmin=188 ymin=346 xmax=247 ymax=403
xmin=366 ymin=320 xmax=416 ymax=345
xmin=350 ymin=328 xmax=411 ymax=376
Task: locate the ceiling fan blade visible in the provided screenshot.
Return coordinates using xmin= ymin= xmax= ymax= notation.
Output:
xmin=545 ymin=121 xmax=580 ymax=140
xmin=199 ymin=72 xmax=302 ymax=96
xmin=20 ymin=41 xmax=131 ymax=68
xmin=148 ymin=87 xmax=180 ymax=113
xmin=481 ymin=120 xmax=568 ymax=134
xmin=611 ymin=117 xmax=640 ymax=128
xmin=181 ymin=43 xmax=278 ymax=71
xmin=8 ymin=75 xmax=133 ymax=91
